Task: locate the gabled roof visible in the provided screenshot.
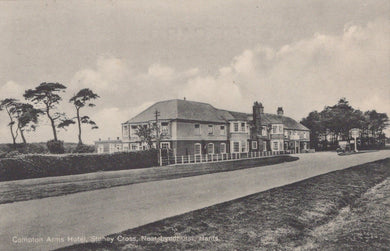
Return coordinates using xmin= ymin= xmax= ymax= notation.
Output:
xmin=124 ymin=99 xmax=309 ymax=131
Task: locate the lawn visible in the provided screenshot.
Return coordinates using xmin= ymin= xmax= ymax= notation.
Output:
xmin=57 ymin=158 xmax=390 ymax=250
xmin=0 ymin=155 xmax=297 ymax=204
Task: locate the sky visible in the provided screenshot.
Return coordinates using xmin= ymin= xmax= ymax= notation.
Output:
xmin=0 ymin=0 xmax=389 ymax=144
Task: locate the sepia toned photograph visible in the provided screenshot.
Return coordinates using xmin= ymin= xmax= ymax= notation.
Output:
xmin=0 ymin=0 xmax=389 ymax=250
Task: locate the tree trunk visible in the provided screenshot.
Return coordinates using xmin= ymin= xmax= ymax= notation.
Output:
xmin=46 ymin=106 xmax=58 ymax=141
xmin=6 ymin=107 xmax=17 ymax=144
xmin=76 ymin=107 xmax=82 ymax=145
xmin=19 ymin=128 xmax=26 ymax=144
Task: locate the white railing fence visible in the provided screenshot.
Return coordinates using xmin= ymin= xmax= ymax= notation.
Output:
xmin=159 ymin=149 xmax=313 ymax=166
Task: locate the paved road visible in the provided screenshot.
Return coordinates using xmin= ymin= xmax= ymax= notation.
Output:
xmin=1 ymin=151 xmax=389 ymax=251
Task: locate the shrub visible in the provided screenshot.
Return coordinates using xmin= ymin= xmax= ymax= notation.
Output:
xmin=4 ymin=150 xmax=22 ymax=158
xmin=47 ymin=140 xmax=65 ymax=154
xmin=0 ymin=149 xmax=159 ymax=181
xmin=0 ymin=151 xmax=7 ymax=159
xmin=73 ymin=144 xmax=95 ymax=153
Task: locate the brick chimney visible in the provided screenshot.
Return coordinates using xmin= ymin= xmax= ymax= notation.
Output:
xmin=253 ymin=101 xmax=264 ymax=135
xmin=277 ymin=107 xmax=284 ymax=116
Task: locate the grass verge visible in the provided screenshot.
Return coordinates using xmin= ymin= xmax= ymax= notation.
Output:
xmin=0 ymin=155 xmax=297 ymax=204
xmin=58 ymin=158 xmax=390 ymax=250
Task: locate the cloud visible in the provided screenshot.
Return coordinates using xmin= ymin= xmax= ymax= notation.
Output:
xmin=180 ymin=18 xmax=390 ymax=118
xmin=1 ymin=18 xmax=389 ymax=143
xmin=0 ymin=81 xmax=24 ymax=100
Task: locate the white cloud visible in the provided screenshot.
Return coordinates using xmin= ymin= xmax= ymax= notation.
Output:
xmin=0 ymin=81 xmax=24 ymax=100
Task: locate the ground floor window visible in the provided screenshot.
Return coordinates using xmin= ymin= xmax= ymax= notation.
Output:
xmin=272 ymin=141 xmax=279 ymax=151
xmin=207 ymin=143 xmax=214 ymax=154
xmin=233 ymin=142 xmax=240 ymax=153
xmin=220 ymin=143 xmax=226 ymax=153
xmin=194 ymin=143 xmax=201 ymax=155
xmin=241 ymin=141 xmax=247 ymax=152
xmin=252 ymin=141 xmax=257 ymax=149
xmin=131 ymin=144 xmax=138 ymax=151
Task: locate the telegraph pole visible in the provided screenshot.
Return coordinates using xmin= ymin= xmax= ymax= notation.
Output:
xmin=154 ymin=109 xmax=161 ymax=165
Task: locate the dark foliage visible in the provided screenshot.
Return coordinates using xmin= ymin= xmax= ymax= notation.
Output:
xmin=46 ymin=140 xmax=65 ymax=154
xmin=0 ymin=149 xmax=158 ymax=181
xmin=73 ymin=144 xmax=95 ymax=153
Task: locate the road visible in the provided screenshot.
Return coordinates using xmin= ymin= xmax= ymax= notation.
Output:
xmin=1 ymin=151 xmax=389 ymax=251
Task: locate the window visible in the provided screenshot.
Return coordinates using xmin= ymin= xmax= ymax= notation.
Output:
xmin=161 ymin=122 xmax=169 ymax=135
xmin=97 ymin=144 xmax=104 ymax=153
xmin=263 ymin=141 xmax=267 ymax=151
xmin=252 ymin=141 xmax=257 ymax=149
xmin=303 ymin=132 xmax=307 ymax=139
xmin=279 ymin=125 xmax=283 ymax=133
xmin=131 ymin=125 xmax=137 ymax=136
xmin=284 ymin=130 xmax=288 ymax=137
xmin=234 ymin=123 xmax=239 ymax=132
xmin=273 ymin=141 xmax=278 ymax=151
xmin=194 ymin=124 xmax=200 ymax=135
xmin=262 ymin=126 xmax=267 ymax=136
xmin=161 ymin=142 xmax=170 ymax=149
xmin=194 ymin=143 xmax=201 ymax=155
xmin=220 ymin=125 xmax=226 ymax=135
xmin=208 ymin=125 xmax=214 ymax=135
xmin=241 ymin=122 xmax=246 ymax=132
xmin=131 ymin=144 xmax=138 ymax=151
xmin=220 ymin=143 xmax=226 ymax=153
xmin=233 ymin=142 xmax=240 ymax=153
xmin=207 ymin=143 xmax=214 ymax=154
xmin=109 ymin=144 xmax=115 ymax=153
xmin=272 ymin=125 xmax=277 ymax=134
xmin=241 ymin=141 xmax=247 ymax=152
xmin=123 ymin=125 xmax=129 ymax=137
xmin=123 ymin=144 xmax=129 ymax=152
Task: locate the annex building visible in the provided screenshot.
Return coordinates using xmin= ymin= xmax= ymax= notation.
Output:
xmin=96 ymin=99 xmax=310 ymax=155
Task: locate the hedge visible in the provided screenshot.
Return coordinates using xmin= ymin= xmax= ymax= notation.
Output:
xmin=0 ymin=149 xmax=158 ymax=182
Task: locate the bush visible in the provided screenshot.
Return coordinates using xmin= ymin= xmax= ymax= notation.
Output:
xmin=0 ymin=151 xmax=7 ymax=159
xmin=47 ymin=140 xmax=65 ymax=154
xmin=73 ymin=144 xmax=95 ymax=153
xmin=0 ymin=149 xmax=159 ymax=181
xmin=4 ymin=150 xmax=22 ymax=158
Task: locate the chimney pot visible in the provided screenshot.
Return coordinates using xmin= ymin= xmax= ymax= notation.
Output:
xmin=277 ymin=107 xmax=284 ymax=116
xmin=117 ymin=137 xmax=120 ymax=140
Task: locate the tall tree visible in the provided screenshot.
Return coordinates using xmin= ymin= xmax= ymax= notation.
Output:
xmin=10 ymin=102 xmax=43 ymax=144
xmin=23 ymin=82 xmax=67 ymax=141
xmin=65 ymin=88 xmax=100 ymax=145
xmin=0 ymin=98 xmax=18 ymax=144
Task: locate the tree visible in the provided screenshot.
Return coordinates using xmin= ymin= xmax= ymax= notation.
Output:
xmin=66 ymin=88 xmax=100 ymax=145
xmin=10 ymin=102 xmax=43 ymax=144
xmin=364 ymin=110 xmax=389 ymax=145
xmin=301 ymin=111 xmax=324 ymax=149
xmin=0 ymin=98 xmax=18 ymax=144
xmin=135 ymin=125 xmax=155 ymax=149
xmin=23 ymin=82 xmax=68 ymax=141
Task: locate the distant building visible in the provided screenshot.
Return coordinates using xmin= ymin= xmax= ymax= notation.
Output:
xmin=95 ymin=99 xmax=310 ymax=155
